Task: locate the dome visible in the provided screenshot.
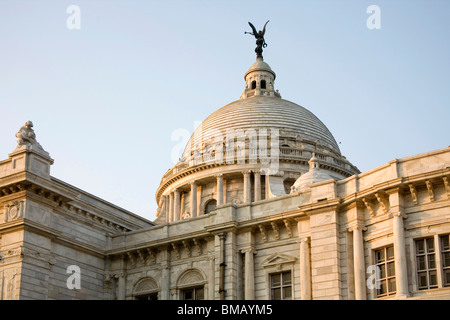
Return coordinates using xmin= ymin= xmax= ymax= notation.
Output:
xmin=244 ymin=57 xmax=276 ymax=79
xmin=181 ymin=96 xmax=341 ymax=160
xmin=156 ymin=57 xmax=359 ymax=207
xmin=291 ymin=153 xmax=334 ymax=193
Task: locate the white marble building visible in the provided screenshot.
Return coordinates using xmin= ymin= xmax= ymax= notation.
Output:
xmin=0 ymin=55 xmax=449 ymax=300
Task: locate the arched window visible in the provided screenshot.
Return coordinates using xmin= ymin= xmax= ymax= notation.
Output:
xmin=251 ymin=80 xmax=257 ymax=89
xmin=133 ymin=277 xmax=159 ymax=300
xmin=261 ymin=79 xmax=266 ymax=89
xmin=178 ymin=269 xmax=206 ymax=300
xmin=204 ymin=199 xmax=217 ymax=214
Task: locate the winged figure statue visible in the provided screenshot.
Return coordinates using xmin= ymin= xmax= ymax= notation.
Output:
xmin=245 ymin=20 xmax=269 ymax=58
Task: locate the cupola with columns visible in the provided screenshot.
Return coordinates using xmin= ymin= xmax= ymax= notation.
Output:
xmin=240 ymin=57 xmax=281 ymax=99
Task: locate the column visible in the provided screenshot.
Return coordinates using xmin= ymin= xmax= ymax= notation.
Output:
xmin=299 ymin=237 xmax=312 ymax=300
xmin=264 ymin=169 xmax=270 ymax=199
xmin=190 ymin=181 xmax=197 ymax=218
xmin=216 ymin=174 xmax=223 ymax=206
xmin=173 ymin=189 xmax=180 ymax=221
xmin=254 ymin=171 xmax=261 ymax=202
xmin=350 ymin=225 xmax=366 ymax=300
xmin=242 ymin=247 xmax=256 ymax=300
xmin=393 ymin=211 xmax=409 ymax=297
xmin=168 ymin=192 xmax=174 ymax=223
xmin=218 ymin=232 xmax=227 ymax=300
xmin=208 ymin=255 xmax=216 ymax=300
xmin=160 ymin=247 xmax=170 ymax=300
xmin=243 ymin=170 xmax=251 ymax=203
xmin=386 ymin=188 xmax=409 ymax=298
xmin=116 ymin=254 xmax=126 ymax=300
xmin=117 ymin=273 xmax=126 ymax=300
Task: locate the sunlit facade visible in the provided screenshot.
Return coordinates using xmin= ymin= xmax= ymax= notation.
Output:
xmin=1 ymin=54 xmax=449 ymax=300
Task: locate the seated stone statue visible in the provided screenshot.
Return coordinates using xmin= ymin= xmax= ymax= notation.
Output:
xmin=15 ymin=121 xmax=43 ymax=150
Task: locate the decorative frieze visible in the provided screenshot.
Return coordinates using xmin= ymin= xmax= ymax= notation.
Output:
xmin=270 ymin=221 xmax=280 ymax=240
xmin=425 ymin=180 xmax=435 ymax=202
xmin=182 ymin=240 xmax=191 ymax=257
xmin=258 ymin=224 xmax=267 ymax=242
xmin=283 ymin=219 xmax=292 ymax=237
xmin=4 ymin=200 xmax=25 ymax=222
xmin=375 ymin=192 xmax=388 ymax=214
xmin=408 ymin=184 xmax=418 ymax=204
xmin=193 ymin=238 xmax=202 ymax=255
xmin=362 ymin=197 xmax=375 ymax=216
xmin=444 ymin=176 xmax=450 ymax=198
xmin=171 ymin=242 xmax=180 ymax=259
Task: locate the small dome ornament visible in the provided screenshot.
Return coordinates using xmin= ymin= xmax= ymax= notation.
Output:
xmin=291 ymin=153 xmax=335 ymax=193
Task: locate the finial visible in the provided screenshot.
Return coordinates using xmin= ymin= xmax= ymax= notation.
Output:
xmin=308 ymin=152 xmax=319 ymax=170
xmin=245 ymin=20 xmax=269 ymax=59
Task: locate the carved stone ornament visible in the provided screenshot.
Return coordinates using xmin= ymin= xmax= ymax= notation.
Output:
xmin=4 ymin=201 xmax=24 ymax=222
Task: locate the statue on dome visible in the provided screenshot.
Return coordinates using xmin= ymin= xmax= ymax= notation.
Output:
xmin=245 ymin=20 xmax=269 ymax=58
xmin=15 ymin=121 xmax=44 ymax=150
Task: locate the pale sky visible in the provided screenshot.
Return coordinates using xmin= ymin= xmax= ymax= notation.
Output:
xmin=1 ymin=0 xmax=449 ymax=221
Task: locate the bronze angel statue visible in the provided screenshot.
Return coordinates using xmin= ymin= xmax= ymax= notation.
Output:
xmin=245 ymin=20 xmax=269 ymax=58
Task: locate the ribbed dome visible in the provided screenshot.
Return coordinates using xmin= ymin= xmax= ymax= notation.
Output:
xmin=181 ymin=96 xmax=341 ymax=159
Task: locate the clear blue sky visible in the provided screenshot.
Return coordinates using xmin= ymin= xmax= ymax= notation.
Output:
xmin=1 ymin=0 xmax=449 ymax=221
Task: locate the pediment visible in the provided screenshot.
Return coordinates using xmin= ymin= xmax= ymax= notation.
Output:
xmin=262 ymin=252 xmax=296 ymax=268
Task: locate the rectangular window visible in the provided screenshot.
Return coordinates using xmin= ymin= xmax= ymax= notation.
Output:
xmin=441 ymin=234 xmax=450 ymax=287
xmin=270 ymin=271 xmax=292 ymax=300
xmin=182 ymin=286 xmax=204 ymax=300
xmin=375 ymin=246 xmax=396 ymax=297
xmin=415 ymin=238 xmax=438 ymax=290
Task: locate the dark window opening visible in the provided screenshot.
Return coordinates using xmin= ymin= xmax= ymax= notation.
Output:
xmin=135 ymin=292 xmax=158 ymax=300
xmin=261 ymin=80 xmax=266 ymax=89
xmin=205 ymin=199 xmax=217 ymax=214
xmin=251 ymin=81 xmax=256 ymax=89
xmin=182 ymin=286 xmax=204 ymax=300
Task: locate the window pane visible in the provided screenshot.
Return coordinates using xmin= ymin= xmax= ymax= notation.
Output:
xmin=379 ymin=264 xmax=386 ymax=278
xmin=429 ymin=270 xmax=437 ymax=287
xmin=387 ymin=262 xmax=395 ymax=277
xmin=417 ymin=256 xmax=426 ymax=271
xmin=376 ymin=250 xmax=385 ymax=263
xmin=378 ymin=280 xmax=387 ymax=296
xmin=283 ymin=286 xmax=292 ymax=300
xmin=387 ymin=247 xmax=395 ymax=260
xmin=184 ymin=290 xmax=193 ymax=300
xmin=444 ymin=270 xmax=450 ymax=286
xmin=416 ymin=239 xmax=425 ymax=254
xmin=196 ymin=288 xmax=204 ymax=300
xmin=441 ymin=236 xmax=450 ymax=251
xmin=443 ymin=252 xmax=450 ymax=268
xmin=282 ymin=272 xmax=291 ymax=285
xmin=418 ymin=272 xmax=428 ymax=288
xmin=271 ymin=274 xmax=281 ymax=287
xmin=428 ymin=254 xmax=436 ymax=269
xmin=426 ymin=238 xmax=434 ymax=252
xmin=272 ymin=288 xmax=281 ymax=300
xmin=388 ymin=278 xmax=396 ymax=293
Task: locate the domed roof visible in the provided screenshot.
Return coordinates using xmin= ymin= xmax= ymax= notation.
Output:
xmin=181 ymin=96 xmax=341 ymax=159
xmin=244 ymin=57 xmax=276 ymax=79
xmin=291 ymin=153 xmax=334 ymax=192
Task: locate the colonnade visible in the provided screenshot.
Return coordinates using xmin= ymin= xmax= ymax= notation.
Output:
xmin=165 ymin=170 xmax=266 ymax=223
